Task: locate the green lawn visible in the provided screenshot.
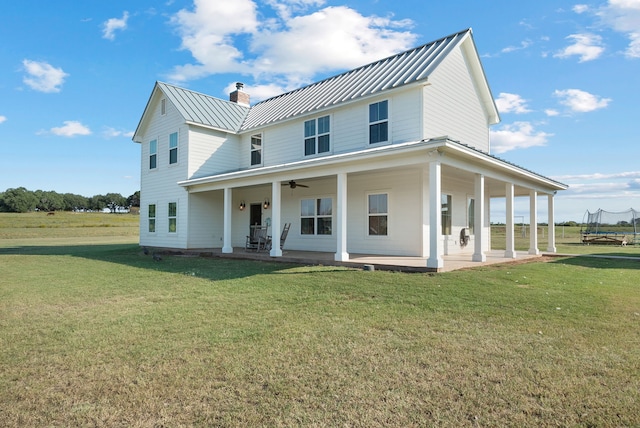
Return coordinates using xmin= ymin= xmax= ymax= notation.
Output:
xmin=1 ymin=213 xmax=639 ymax=426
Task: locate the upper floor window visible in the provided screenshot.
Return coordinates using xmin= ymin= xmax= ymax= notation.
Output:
xmin=251 ymin=133 xmax=262 ymax=166
xmin=301 ymin=198 xmax=332 ymax=235
xmin=148 ymin=204 xmax=156 ymax=233
xmin=304 ymin=115 xmax=330 ymax=156
xmin=441 ymin=194 xmax=452 ymax=235
xmin=169 ymin=132 xmax=178 ymax=164
xmin=160 ymin=99 xmax=166 ymax=115
xmin=368 ymin=193 xmax=388 ymax=236
xmin=369 ymin=100 xmax=388 ymax=144
xmin=149 ymin=139 xmax=157 ymax=169
xmin=168 ymin=202 xmax=177 ymax=233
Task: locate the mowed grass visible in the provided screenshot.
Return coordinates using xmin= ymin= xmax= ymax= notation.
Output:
xmin=0 ymin=213 xmax=639 ymax=427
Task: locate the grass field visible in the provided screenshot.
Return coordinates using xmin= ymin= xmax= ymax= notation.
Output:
xmin=1 ymin=212 xmax=639 ymax=426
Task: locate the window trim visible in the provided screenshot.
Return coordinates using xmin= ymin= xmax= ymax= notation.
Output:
xmin=148 ymin=204 xmax=156 ymax=233
xmin=250 ymin=133 xmax=262 ymax=167
xmin=149 ymin=139 xmax=157 ymax=170
xmin=367 ymin=192 xmax=389 ymax=237
xmin=368 ymin=100 xmax=389 ymax=145
xmin=441 ymin=193 xmax=452 ymax=236
xmin=169 ymin=131 xmax=178 ymax=165
xmin=168 ymin=202 xmax=177 ymax=233
xmin=303 ymin=115 xmax=331 ymax=156
xmin=300 ymin=197 xmax=333 ymax=236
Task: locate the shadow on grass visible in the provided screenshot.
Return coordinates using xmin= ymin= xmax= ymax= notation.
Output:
xmin=0 ymin=243 xmax=309 ymax=281
xmin=549 ymin=253 xmax=640 ymax=270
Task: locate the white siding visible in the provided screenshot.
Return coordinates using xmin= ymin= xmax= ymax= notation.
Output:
xmin=138 ymin=92 xmax=190 ymax=249
xmin=423 ymin=46 xmax=490 ymax=152
xmin=188 ymin=191 xmax=224 ymax=248
xmin=187 ymin=127 xmax=241 ymax=179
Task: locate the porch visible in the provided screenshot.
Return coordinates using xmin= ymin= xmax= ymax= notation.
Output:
xmin=171 ymin=247 xmax=544 ymax=273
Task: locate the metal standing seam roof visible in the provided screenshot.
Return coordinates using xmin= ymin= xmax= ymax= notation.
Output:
xmin=240 ymin=29 xmax=472 ymax=131
xmin=156 ymin=81 xmax=250 ymax=133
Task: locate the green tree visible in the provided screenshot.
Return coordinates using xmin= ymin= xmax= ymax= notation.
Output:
xmin=34 ymin=190 xmax=65 ymax=212
xmin=62 ymin=193 xmax=89 ymax=211
xmin=0 ymin=187 xmax=38 ymax=213
xmin=127 ymin=191 xmax=140 ymax=208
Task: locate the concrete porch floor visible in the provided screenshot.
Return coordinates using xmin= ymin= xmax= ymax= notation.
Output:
xmin=178 ymin=248 xmax=545 ymax=273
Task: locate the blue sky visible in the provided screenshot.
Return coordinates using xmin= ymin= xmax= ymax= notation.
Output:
xmin=1 ymin=0 xmax=638 ymax=222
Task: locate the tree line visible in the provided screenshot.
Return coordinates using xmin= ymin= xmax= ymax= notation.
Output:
xmin=0 ymin=187 xmax=140 ymax=213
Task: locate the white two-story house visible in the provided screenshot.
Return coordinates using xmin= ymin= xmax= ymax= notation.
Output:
xmin=132 ymin=29 xmax=567 ymax=270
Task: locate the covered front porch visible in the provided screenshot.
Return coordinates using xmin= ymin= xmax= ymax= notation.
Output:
xmin=179 ymin=138 xmax=567 ymax=272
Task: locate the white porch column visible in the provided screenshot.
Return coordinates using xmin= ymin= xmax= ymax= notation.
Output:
xmin=270 ymin=180 xmax=282 ymax=257
xmin=222 ymin=187 xmax=233 ymax=253
xmin=472 ymin=174 xmax=486 ymax=262
xmin=335 ymin=172 xmax=349 ymax=262
xmin=427 ymin=160 xmax=444 ymax=269
xmin=505 ymin=182 xmax=516 ymax=259
xmin=547 ymin=193 xmax=557 ymax=253
xmin=529 ymin=190 xmax=539 ymax=255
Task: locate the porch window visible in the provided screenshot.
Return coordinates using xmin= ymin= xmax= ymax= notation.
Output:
xmin=149 ymin=139 xmax=157 ymax=169
xmin=441 ymin=194 xmax=452 ymax=235
xmin=467 ymin=198 xmax=475 ymax=234
xmin=250 ymin=133 xmax=262 ymax=166
xmin=168 ymin=202 xmax=177 ymax=233
xmin=301 ymin=198 xmax=332 ymax=235
xmin=368 ymin=193 xmax=388 ymax=236
xmin=169 ymin=132 xmax=178 ymax=164
xmin=369 ymin=100 xmax=388 ymax=144
xmin=148 ymin=204 xmax=156 ymax=233
xmin=304 ymin=116 xmax=330 ymax=156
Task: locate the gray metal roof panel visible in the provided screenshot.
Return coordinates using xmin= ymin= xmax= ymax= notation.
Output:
xmin=240 ymin=29 xmax=471 ymax=131
xmin=157 ymin=82 xmax=249 ymax=132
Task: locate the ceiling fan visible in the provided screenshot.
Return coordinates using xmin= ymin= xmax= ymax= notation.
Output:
xmin=284 ymin=180 xmax=309 ymax=189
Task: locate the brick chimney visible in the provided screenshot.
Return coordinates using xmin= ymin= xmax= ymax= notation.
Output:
xmin=229 ymin=82 xmax=250 ymax=106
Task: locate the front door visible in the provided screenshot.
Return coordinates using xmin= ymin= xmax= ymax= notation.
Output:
xmin=249 ymin=203 xmax=262 ymax=231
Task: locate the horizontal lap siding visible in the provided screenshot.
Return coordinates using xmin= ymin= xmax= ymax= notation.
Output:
xmin=423 ymin=47 xmax=490 ymax=152
xmin=139 ymin=95 xmax=189 ymax=248
xmin=188 ymin=127 xmax=240 ymax=179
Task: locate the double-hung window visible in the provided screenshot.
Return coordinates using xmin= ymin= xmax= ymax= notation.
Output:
xmin=168 ymin=202 xmax=177 ymax=233
xmin=149 ymin=139 xmax=157 ymax=169
xmin=169 ymin=132 xmax=178 ymax=164
xmin=369 ymin=100 xmax=388 ymax=144
xmin=148 ymin=204 xmax=156 ymax=233
xmin=304 ymin=116 xmax=330 ymax=156
xmin=301 ymin=198 xmax=332 ymax=235
xmin=250 ymin=134 xmax=262 ymax=166
xmin=467 ymin=198 xmax=475 ymax=234
xmin=368 ymin=193 xmax=388 ymax=236
xmin=441 ymin=194 xmax=452 ymax=235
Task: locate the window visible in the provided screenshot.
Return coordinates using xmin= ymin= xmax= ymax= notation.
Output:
xmin=169 ymin=132 xmax=178 ymax=164
xmin=149 ymin=139 xmax=157 ymax=169
xmin=250 ymin=134 xmax=262 ymax=166
xmin=369 ymin=100 xmax=388 ymax=144
xmin=441 ymin=194 xmax=452 ymax=235
xmin=161 ymin=99 xmax=166 ymax=115
xmin=148 ymin=204 xmax=156 ymax=233
xmin=368 ymin=193 xmax=388 ymax=236
xmin=301 ymin=198 xmax=332 ymax=235
xmin=168 ymin=202 xmax=177 ymax=233
xmin=304 ymin=116 xmax=330 ymax=156
xmin=467 ymin=198 xmax=475 ymax=234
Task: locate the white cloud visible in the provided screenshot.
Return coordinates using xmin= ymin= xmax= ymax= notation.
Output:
xmin=581 ymin=0 xmax=640 ymax=58
xmin=553 ymin=171 xmax=640 ymax=181
xmin=553 ymin=88 xmax=611 ymax=112
xmin=495 ymin=93 xmax=531 ymax=114
xmin=0 ymin=115 xmax=6 ymax=124
xmin=168 ymin=0 xmax=417 ymax=94
xmin=501 ymin=39 xmax=532 ymax=54
xmin=22 ymin=59 xmax=68 ymax=93
xmin=49 ymin=121 xmax=92 ymax=137
xmin=103 ymin=127 xmax=134 ymax=138
xmin=490 ymin=121 xmax=552 ymax=154
xmin=554 ymin=33 xmax=605 ymax=62
xmin=573 ymin=4 xmax=590 ymax=13
xmin=545 ymin=109 xmax=560 ymax=116
xmin=103 ymin=11 xmax=129 ymax=40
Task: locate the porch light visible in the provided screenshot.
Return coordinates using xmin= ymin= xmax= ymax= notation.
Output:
xmin=263 ymin=198 xmax=270 ymax=209
xmin=239 ymin=201 xmax=246 ymax=211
